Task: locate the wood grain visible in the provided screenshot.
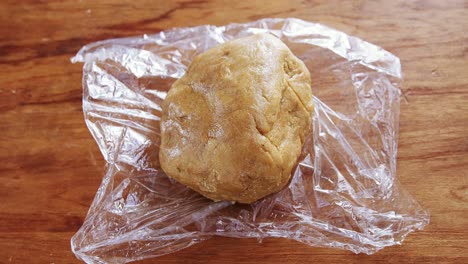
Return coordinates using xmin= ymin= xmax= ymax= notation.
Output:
xmin=1 ymin=0 xmax=467 ymax=263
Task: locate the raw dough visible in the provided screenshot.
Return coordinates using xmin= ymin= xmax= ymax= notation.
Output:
xmin=159 ymin=33 xmax=313 ymax=203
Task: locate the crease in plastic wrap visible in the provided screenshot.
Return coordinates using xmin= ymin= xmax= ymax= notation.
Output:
xmin=71 ymin=18 xmax=429 ymax=263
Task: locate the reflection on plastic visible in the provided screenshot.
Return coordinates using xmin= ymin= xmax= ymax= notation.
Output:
xmin=71 ymin=18 xmax=429 ymax=263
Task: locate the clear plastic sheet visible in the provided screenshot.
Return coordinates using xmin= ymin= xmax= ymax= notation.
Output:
xmin=71 ymin=18 xmax=429 ymax=263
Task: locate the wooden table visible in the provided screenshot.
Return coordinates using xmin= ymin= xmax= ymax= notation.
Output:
xmin=1 ymin=0 xmax=467 ymax=263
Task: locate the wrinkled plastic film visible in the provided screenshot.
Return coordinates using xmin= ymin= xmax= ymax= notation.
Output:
xmin=71 ymin=18 xmax=429 ymax=263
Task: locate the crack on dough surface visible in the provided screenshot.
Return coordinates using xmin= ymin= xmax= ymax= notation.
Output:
xmin=285 ymin=80 xmax=309 ymax=113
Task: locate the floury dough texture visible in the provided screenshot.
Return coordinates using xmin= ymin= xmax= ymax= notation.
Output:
xmin=159 ymin=33 xmax=313 ymax=203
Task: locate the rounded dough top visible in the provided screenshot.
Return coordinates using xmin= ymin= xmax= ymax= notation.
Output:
xmin=159 ymin=33 xmax=313 ymax=204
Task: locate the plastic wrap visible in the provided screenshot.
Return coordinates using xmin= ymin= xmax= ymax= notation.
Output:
xmin=71 ymin=18 xmax=429 ymax=263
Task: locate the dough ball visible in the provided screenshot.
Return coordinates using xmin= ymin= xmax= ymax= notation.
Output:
xmin=159 ymin=33 xmax=313 ymax=204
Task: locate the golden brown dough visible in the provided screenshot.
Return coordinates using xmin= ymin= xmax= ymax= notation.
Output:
xmin=159 ymin=33 xmax=313 ymax=203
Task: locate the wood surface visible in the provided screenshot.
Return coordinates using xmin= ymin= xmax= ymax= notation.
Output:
xmin=1 ymin=0 xmax=467 ymax=263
